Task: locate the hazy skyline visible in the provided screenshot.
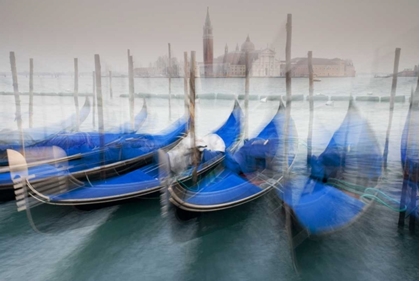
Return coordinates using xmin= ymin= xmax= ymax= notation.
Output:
xmin=0 ymin=0 xmax=418 ymax=74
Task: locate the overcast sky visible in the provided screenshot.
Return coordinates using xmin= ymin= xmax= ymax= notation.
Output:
xmin=0 ymin=0 xmax=418 ymax=73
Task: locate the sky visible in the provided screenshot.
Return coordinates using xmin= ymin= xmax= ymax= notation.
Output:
xmin=0 ymin=0 xmax=418 ymax=74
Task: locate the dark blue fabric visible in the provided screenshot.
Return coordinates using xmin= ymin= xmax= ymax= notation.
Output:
xmin=288 ymin=103 xmax=382 ymax=235
xmin=213 ymin=103 xmax=243 ymax=148
xmin=47 ymin=104 xmax=239 ymax=203
xmin=62 ymin=116 xmax=188 ymax=173
xmin=226 ymin=106 xmax=297 ymax=175
xmin=310 ymin=106 xmax=382 ymax=181
xmin=401 ymin=106 xmax=419 ymax=176
xmin=104 ymin=117 xmax=188 ymax=161
xmin=202 ymin=150 xmax=223 ymax=163
xmin=181 ymin=104 xmax=297 ymax=207
xmin=288 ymin=180 xmax=365 ymax=234
xmin=233 ymin=138 xmax=278 ymax=173
xmin=185 ymin=170 xmax=262 ymax=205
xmin=51 ymin=163 xmax=160 ymax=201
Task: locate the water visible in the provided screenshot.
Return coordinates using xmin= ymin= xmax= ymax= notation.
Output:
xmin=0 ymin=76 xmax=418 ymax=280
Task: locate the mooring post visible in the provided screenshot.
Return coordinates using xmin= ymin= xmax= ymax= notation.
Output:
xmin=284 ymin=13 xmax=298 ymax=273
xmin=190 ymin=51 xmax=198 ymax=184
xmin=92 ymin=71 xmax=96 ymax=127
xmin=244 ymin=50 xmax=250 ymax=139
xmin=9 ymin=52 xmax=25 ymax=157
xmin=168 ymin=43 xmax=172 ymax=119
xmin=94 ymin=55 xmax=105 ymax=168
xmin=29 ymin=58 xmax=34 ymax=128
xmin=74 ymin=58 xmax=79 ymax=131
xmin=284 ymin=13 xmax=292 ymax=174
xmin=109 ymin=70 xmax=113 ymax=99
xmin=383 ymin=48 xmax=401 ymax=170
xmin=184 ymin=51 xmax=189 ymax=116
xmin=128 ymin=53 xmax=135 ymax=130
xmin=307 ymin=51 xmax=314 ymax=166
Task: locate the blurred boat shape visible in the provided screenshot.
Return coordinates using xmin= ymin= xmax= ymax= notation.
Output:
xmin=7 ymin=101 xmax=240 ymax=207
xmin=169 ymin=101 xmax=298 ymax=212
xmin=0 ymin=100 xmax=149 ymax=200
xmin=400 ymin=84 xmax=419 ymax=222
xmin=0 ymin=97 xmax=91 ymax=159
xmin=282 ymin=100 xmax=383 ymax=237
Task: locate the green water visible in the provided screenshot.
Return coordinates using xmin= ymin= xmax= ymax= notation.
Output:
xmin=0 ymin=184 xmax=417 ymax=281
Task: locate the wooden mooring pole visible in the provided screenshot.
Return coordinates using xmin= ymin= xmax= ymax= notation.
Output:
xmin=307 ymin=51 xmax=314 ymax=166
xmin=168 ymin=43 xmax=172 ymax=119
xmin=92 ymin=71 xmax=96 ymax=127
xmin=190 ymin=51 xmax=198 ymax=184
xmin=9 ymin=52 xmax=25 ymax=156
xmin=109 ymin=71 xmax=113 ymax=99
xmin=283 ymin=13 xmax=292 ymax=175
xmin=383 ymin=48 xmax=401 ymax=170
xmin=94 ymin=55 xmax=105 ymax=168
xmin=283 ymin=13 xmax=298 ymax=273
xmin=74 ymin=58 xmax=79 ymax=131
xmin=184 ymin=51 xmax=189 ymax=115
xmin=29 ymin=58 xmax=34 ymax=128
xmin=128 ymin=49 xmax=135 ymax=130
xmin=244 ymin=50 xmax=250 ymax=139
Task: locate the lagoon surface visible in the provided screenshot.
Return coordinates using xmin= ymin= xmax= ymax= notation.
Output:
xmin=0 ymin=76 xmax=418 ymax=281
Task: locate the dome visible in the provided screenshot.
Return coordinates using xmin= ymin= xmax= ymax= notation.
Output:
xmin=241 ymin=35 xmax=255 ymax=52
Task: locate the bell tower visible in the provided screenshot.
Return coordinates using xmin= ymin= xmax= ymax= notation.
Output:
xmin=203 ymin=7 xmax=213 ymax=77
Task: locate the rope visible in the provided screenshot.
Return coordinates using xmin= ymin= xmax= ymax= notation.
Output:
xmin=327 ymin=178 xmax=408 ymax=212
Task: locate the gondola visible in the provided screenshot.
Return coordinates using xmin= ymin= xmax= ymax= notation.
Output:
xmin=9 ymin=101 xmax=241 ymax=206
xmin=168 ymin=101 xmax=298 ymax=212
xmin=0 ymin=101 xmax=148 ymax=201
xmin=0 ymin=97 xmax=92 ymax=163
xmin=283 ymin=100 xmax=383 ymax=236
xmin=400 ymin=85 xmax=419 ymax=222
xmin=27 ymin=99 xmax=148 ymax=162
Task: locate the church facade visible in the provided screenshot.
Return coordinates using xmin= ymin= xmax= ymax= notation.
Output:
xmin=201 ymin=8 xmax=281 ymax=78
xmin=201 ymin=9 xmax=355 ymax=78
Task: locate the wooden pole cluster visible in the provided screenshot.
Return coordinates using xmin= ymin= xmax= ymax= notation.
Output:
xmin=383 ymin=48 xmax=401 ymax=169
xmin=9 ymin=52 xmax=25 ymax=157
xmin=128 ymin=49 xmax=135 ymax=130
xmin=189 ymin=51 xmax=198 ymax=184
xmin=307 ymin=51 xmax=314 ymax=166
xmin=74 ymin=58 xmax=80 ymax=131
xmin=168 ymin=43 xmax=172 ymax=119
xmin=29 ymin=58 xmax=34 ymax=128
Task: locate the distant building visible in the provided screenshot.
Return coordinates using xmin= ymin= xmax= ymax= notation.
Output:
xmin=283 ymin=57 xmax=356 ymax=77
xmin=134 ymin=56 xmax=180 ymax=77
xmin=200 ymin=9 xmax=355 ymax=78
xmin=398 ymin=65 xmax=418 ymax=77
xmin=212 ymin=37 xmax=281 ymax=77
xmin=203 ymin=7 xmax=213 ymax=77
